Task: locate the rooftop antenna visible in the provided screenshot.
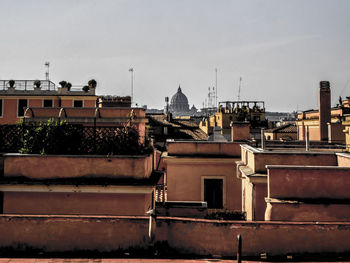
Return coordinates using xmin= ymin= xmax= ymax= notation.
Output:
xmin=237 ymin=77 xmax=242 ymax=101
xmin=129 ymin=68 xmax=134 ymax=107
xmin=215 ymin=68 xmax=218 ymax=107
xmin=45 ymin=62 xmax=50 ymax=80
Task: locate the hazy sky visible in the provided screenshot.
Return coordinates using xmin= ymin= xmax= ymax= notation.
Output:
xmin=1 ymin=0 xmax=350 ymax=111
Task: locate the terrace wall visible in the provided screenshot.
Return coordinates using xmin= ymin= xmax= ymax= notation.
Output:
xmin=3 ymin=192 xmax=152 ymax=216
xmin=3 ymin=153 xmax=153 ymax=179
xmin=1 ymin=215 xmax=350 ymax=257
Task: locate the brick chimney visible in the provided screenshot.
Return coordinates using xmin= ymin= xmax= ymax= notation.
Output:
xmin=319 ymin=81 xmax=331 ymax=141
xmin=230 ymin=121 xmax=250 ymax=141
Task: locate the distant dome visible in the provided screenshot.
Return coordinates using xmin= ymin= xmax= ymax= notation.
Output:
xmin=170 ymin=86 xmax=189 ymax=112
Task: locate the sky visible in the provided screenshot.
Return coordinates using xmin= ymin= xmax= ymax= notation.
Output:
xmin=1 ymin=0 xmax=350 ymax=112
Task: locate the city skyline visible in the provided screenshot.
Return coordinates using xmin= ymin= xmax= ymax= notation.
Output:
xmin=1 ymin=0 xmax=350 ymax=112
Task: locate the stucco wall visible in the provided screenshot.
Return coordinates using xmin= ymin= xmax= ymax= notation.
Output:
xmin=167 ymin=142 xmax=241 ymax=157
xmin=252 ymin=152 xmax=336 ymax=173
xmin=265 ymin=201 xmax=350 ymax=221
xmin=3 ymin=192 xmax=152 ymax=216
xmin=267 ymin=166 xmax=350 ymax=199
xmin=1 ymin=215 xmax=350 ymax=257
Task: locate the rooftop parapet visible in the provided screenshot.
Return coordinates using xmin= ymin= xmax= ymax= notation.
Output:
xmin=2 ymin=153 xmax=154 ymax=180
xmin=240 ymin=144 xmax=338 ymax=173
xmin=267 ymin=165 xmax=350 ymax=199
xmin=167 ymin=140 xmax=241 ymax=157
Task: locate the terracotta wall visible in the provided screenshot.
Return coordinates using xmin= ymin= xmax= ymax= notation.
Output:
xmin=3 ymin=154 xmax=153 ymax=179
xmin=3 ymin=192 xmax=152 ymax=216
xmin=0 ymin=99 xmax=18 ymax=124
xmin=2 ymin=215 xmax=350 ymax=257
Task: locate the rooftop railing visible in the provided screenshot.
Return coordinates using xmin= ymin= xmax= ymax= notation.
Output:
xmin=0 ymin=80 xmax=56 ymax=91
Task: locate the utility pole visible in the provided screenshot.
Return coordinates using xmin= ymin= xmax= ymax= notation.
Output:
xmin=129 ymin=68 xmax=134 ymax=106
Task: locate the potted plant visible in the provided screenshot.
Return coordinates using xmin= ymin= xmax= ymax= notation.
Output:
xmin=88 ymin=79 xmax=97 ymax=89
xmin=34 ymin=80 xmax=41 ymax=90
xmin=82 ymin=85 xmax=89 ymax=92
xmin=8 ymin=79 xmax=15 ymax=88
xmin=59 ymin=81 xmax=67 ymax=88
xmin=66 ymin=82 xmax=72 ymax=91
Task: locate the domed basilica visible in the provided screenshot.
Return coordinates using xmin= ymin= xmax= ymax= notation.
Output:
xmin=169 ymin=85 xmax=197 ymax=116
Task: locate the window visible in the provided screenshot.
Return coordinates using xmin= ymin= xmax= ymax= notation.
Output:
xmin=0 ymin=99 xmax=2 ymax=117
xmin=43 ymin=99 xmax=53 ymax=108
xmin=17 ymin=99 xmax=28 ymax=117
xmin=203 ymin=178 xmax=224 ymax=209
xmin=73 ymin=100 xmax=83 ymax=108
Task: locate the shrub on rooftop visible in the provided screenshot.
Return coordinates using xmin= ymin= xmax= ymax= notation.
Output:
xmin=15 ymin=119 xmax=152 ymax=155
xmin=19 ymin=119 xmax=82 ymax=155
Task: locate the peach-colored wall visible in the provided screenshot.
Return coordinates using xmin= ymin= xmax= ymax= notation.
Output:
xmin=3 ymin=192 xmax=152 ymax=216
xmin=4 ymin=154 xmax=153 ymax=179
xmin=268 ymin=166 xmax=350 ymax=199
xmin=2 ymin=215 xmax=350 ymax=256
xmin=266 ymin=201 xmax=350 ymax=222
xmin=166 ymin=158 xmax=241 ymax=211
xmin=242 ymin=179 xmax=253 ymax=220
xmin=168 ymin=142 xmax=241 ymax=157
xmin=337 ymin=154 xmax=350 ymax=167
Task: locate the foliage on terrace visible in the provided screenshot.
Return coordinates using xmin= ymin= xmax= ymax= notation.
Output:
xmin=0 ymin=119 xmax=152 ymax=155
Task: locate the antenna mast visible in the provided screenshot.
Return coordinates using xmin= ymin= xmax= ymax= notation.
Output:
xmin=45 ymin=62 xmax=50 ymax=80
xmin=215 ymin=68 xmax=218 ymax=107
xmin=237 ymin=77 xmax=242 ymax=101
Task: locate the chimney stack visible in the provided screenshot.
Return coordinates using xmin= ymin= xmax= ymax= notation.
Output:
xmin=319 ymin=81 xmax=331 ymax=141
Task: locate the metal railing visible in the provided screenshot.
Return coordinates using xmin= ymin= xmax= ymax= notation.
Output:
xmin=0 ymin=80 xmax=56 ymax=91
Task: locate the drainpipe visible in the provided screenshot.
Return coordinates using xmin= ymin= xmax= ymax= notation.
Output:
xmin=327 ymin=122 xmax=332 ymax=144
xmin=147 ymin=209 xmax=156 ymax=243
xmin=237 ymin=234 xmax=242 ymax=263
xmin=261 ymin=128 xmax=265 ymax=150
xmin=306 ymin=126 xmax=310 ymax=151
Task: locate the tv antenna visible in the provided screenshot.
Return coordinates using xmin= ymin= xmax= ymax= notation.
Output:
xmin=45 ymin=62 xmax=50 ymax=80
